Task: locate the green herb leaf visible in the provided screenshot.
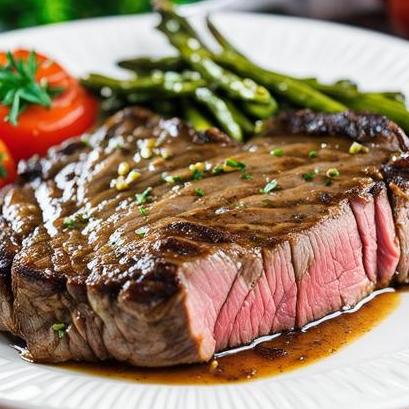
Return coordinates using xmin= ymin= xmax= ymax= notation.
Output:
xmin=271 ymin=148 xmax=284 ymax=157
xmin=162 ymin=173 xmax=183 ymax=184
xmin=136 ymin=227 xmax=147 ymax=238
xmin=225 ymin=158 xmax=246 ymax=171
xmin=241 ymin=172 xmax=253 ymax=180
xmin=135 ymin=187 xmax=153 ymax=205
xmin=63 ymin=217 xmax=76 ymax=229
xmin=63 ymin=213 xmax=89 ymax=230
xmin=260 ymin=179 xmax=278 ymax=194
xmin=192 ymin=169 xmax=204 ymax=181
xmin=0 ymin=51 xmax=63 ymax=125
xmin=139 ymin=206 xmax=148 ymax=216
xmin=326 ymin=168 xmax=340 ymax=178
xmin=212 ymin=165 xmax=224 ymax=175
xmin=303 ymin=171 xmax=316 ymax=181
xmin=349 ymin=141 xmax=369 ymax=154
xmin=52 ymin=323 xmax=66 ymax=339
xmin=194 ymin=187 xmax=205 ymax=197
xmin=308 ymin=150 xmax=318 ymax=159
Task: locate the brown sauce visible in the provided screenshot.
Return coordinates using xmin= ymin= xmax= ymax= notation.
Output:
xmin=61 ymin=289 xmax=400 ymax=385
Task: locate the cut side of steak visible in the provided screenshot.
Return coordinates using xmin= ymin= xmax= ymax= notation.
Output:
xmin=1 ymin=107 xmax=409 ymax=367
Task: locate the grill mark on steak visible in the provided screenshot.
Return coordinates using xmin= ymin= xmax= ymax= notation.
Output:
xmin=154 ymin=236 xmax=205 ymax=257
xmin=1 ymin=107 xmax=409 ymax=367
xmin=121 ymin=256 xmax=180 ymax=306
xmin=165 ymin=221 xmax=236 ymax=244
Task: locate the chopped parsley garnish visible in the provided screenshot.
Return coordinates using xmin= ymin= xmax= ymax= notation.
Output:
xmin=325 ymin=178 xmax=333 ymax=186
xmin=135 ymin=187 xmax=153 ymax=205
xmin=326 ymin=168 xmax=340 ymax=178
xmin=139 ymin=206 xmax=148 ymax=216
xmin=52 ymin=323 xmax=66 ymax=339
xmin=349 ymin=141 xmax=369 ymax=154
xmin=260 ymin=179 xmax=278 ymax=194
xmin=212 ymin=165 xmax=224 ymax=175
xmin=136 ymin=227 xmax=147 ymax=238
xmin=162 ymin=174 xmax=183 ymax=184
xmin=241 ymin=172 xmax=253 ymax=180
xmin=0 ymin=153 xmax=7 ymax=179
xmin=303 ymin=171 xmax=316 ymax=181
xmin=0 ymin=51 xmax=63 ymax=125
xmin=271 ymin=148 xmax=284 ymax=157
xmin=192 ymin=169 xmax=204 ymax=181
xmin=62 ymin=213 xmax=89 ymax=230
xmin=194 ymin=187 xmax=205 ymax=197
xmin=225 ymin=158 xmax=246 ymax=171
xmin=308 ymin=150 xmax=318 ymax=159
xmin=63 ymin=217 xmax=76 ymax=229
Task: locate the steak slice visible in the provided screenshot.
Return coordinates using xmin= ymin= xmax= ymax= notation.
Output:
xmin=0 ymin=108 xmax=408 ymax=367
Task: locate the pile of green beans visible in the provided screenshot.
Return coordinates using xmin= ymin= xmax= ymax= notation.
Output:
xmin=82 ymin=0 xmax=409 ymax=139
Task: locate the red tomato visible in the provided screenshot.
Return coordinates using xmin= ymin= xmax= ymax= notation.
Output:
xmin=388 ymin=0 xmax=409 ymax=37
xmin=0 ymin=139 xmax=16 ymax=188
xmin=0 ymin=49 xmax=98 ymax=161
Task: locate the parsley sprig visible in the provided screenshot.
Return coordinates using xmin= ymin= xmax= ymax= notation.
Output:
xmin=135 ymin=187 xmax=153 ymax=205
xmin=0 ymin=51 xmax=62 ymax=125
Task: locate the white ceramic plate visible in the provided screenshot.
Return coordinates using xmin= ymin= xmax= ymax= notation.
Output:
xmin=0 ymin=12 xmax=409 ymax=409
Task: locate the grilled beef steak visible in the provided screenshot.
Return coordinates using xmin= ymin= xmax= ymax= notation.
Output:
xmin=1 ymin=107 xmax=408 ymax=367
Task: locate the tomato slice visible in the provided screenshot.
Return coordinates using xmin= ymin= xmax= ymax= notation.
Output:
xmin=0 ymin=139 xmax=16 ymax=188
xmin=0 ymin=50 xmax=98 ymax=161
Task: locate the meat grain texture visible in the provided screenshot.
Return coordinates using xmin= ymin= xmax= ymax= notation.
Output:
xmin=0 ymin=107 xmax=408 ymax=367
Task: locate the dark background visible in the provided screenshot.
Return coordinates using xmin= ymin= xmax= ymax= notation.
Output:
xmin=0 ymin=0 xmax=407 ymax=38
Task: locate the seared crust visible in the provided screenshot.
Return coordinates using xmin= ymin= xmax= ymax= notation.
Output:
xmin=1 ymin=107 xmax=408 ymax=366
xmin=269 ymin=110 xmax=409 ymax=152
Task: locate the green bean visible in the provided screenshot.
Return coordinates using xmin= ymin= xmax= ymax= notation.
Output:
xmin=155 ymin=4 xmax=273 ymax=106
xmin=303 ymin=78 xmax=406 ymax=106
xmin=224 ymin=100 xmax=255 ymax=134
xmin=194 ymin=87 xmax=243 ymax=141
xmin=82 ymin=73 xmax=163 ymax=92
xmin=304 ymin=78 xmax=406 ymax=104
xmin=153 ymin=0 xmax=207 ymax=48
xmin=206 ymin=18 xmax=347 ymax=113
xmin=183 ymin=101 xmax=213 ymax=131
xmin=118 ymin=56 xmax=186 ymax=72
xmin=217 ymin=51 xmax=347 ymax=112
xmin=82 ymin=71 xmax=206 ymax=97
xmin=243 ymin=99 xmax=278 ymax=119
xmin=373 ymin=91 xmax=406 ymax=105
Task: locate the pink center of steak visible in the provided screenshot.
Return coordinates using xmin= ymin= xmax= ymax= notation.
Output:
xmin=184 ymin=190 xmax=401 ymax=356
xmin=351 ymin=195 xmax=378 ymax=283
xmin=374 ymin=186 xmax=401 ymax=287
